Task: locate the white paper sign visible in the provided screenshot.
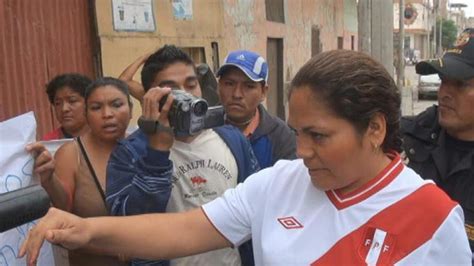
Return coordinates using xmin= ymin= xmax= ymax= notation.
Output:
xmin=0 ymin=112 xmax=54 ymax=266
xmin=172 ymin=0 xmax=193 ymax=20
xmin=41 ymin=139 xmax=73 ymax=156
xmin=112 ymin=0 xmax=155 ymax=32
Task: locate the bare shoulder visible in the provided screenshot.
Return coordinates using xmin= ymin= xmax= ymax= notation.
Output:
xmin=54 ymin=141 xmax=77 ymax=161
xmin=54 ymin=141 xmax=80 ymax=179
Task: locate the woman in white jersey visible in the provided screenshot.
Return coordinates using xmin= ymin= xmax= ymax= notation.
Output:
xmin=20 ymin=50 xmax=471 ymax=265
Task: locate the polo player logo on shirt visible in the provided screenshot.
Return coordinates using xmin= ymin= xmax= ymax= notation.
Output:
xmin=277 ymin=216 xmax=303 ymax=229
xmin=190 ymin=176 xmax=207 ymax=187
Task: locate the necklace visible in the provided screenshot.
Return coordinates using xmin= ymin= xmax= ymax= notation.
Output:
xmin=226 ymin=115 xmax=254 ymax=127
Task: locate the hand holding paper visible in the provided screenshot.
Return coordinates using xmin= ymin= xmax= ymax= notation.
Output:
xmin=26 ymin=142 xmax=55 ymax=185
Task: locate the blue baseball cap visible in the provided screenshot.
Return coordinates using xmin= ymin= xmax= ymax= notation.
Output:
xmin=216 ymin=50 xmax=269 ymax=82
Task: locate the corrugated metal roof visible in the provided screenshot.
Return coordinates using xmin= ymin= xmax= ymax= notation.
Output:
xmin=0 ymin=0 xmax=96 ymax=138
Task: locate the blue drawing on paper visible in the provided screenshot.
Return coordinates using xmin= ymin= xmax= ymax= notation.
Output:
xmin=0 ymin=157 xmax=38 ymax=265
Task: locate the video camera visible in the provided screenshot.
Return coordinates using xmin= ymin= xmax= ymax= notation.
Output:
xmin=0 ymin=185 xmax=50 ymax=233
xmin=159 ymin=90 xmax=225 ymax=136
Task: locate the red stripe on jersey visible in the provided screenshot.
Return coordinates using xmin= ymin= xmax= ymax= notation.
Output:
xmin=312 ymin=184 xmax=457 ymax=265
xmin=327 ymin=153 xmax=403 ymax=210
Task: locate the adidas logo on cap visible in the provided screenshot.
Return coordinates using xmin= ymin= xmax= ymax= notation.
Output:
xmin=217 ymin=50 xmax=269 ymax=82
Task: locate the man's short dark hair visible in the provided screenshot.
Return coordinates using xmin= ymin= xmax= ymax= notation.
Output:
xmin=141 ymin=45 xmax=195 ymax=92
xmin=46 ymin=73 xmax=92 ymax=104
xmin=218 ymin=65 xmax=266 ymax=87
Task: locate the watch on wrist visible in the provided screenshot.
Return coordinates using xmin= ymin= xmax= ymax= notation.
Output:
xmin=137 ymin=116 xmax=173 ymax=135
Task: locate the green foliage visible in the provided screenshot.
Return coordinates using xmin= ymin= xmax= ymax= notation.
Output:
xmin=436 ymin=19 xmax=458 ymax=49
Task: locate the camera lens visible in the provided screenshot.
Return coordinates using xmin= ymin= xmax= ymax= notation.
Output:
xmin=193 ymin=101 xmax=208 ymax=116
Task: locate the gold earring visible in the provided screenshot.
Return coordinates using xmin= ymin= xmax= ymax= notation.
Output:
xmin=372 ymin=143 xmax=378 ymax=152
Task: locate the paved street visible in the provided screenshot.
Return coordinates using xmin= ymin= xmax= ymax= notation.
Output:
xmin=404 ymin=65 xmax=437 ymax=116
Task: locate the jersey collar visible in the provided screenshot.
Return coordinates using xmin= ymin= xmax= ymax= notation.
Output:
xmin=326 ymin=153 xmax=404 ymax=210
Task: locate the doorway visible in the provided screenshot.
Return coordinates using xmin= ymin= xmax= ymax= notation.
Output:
xmin=266 ymin=38 xmax=285 ymax=120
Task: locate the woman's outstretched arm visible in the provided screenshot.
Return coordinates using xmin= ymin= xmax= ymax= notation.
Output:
xmin=20 ymin=207 xmax=230 ymax=266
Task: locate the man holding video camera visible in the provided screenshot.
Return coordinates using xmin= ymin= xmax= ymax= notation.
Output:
xmin=106 ymin=45 xmax=259 ymax=266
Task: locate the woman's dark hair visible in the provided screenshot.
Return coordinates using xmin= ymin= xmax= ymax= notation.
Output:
xmin=141 ymin=45 xmax=195 ymax=91
xmin=290 ymin=50 xmax=402 ymax=152
xmin=85 ymin=77 xmax=132 ymax=107
xmin=46 ymin=73 xmax=92 ymax=103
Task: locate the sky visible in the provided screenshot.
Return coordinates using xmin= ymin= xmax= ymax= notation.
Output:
xmin=450 ymin=0 xmax=474 ymax=17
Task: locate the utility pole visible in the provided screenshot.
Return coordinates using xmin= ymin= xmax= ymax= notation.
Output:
xmin=397 ymin=0 xmax=405 ymax=90
xmin=358 ymin=0 xmax=393 ymax=76
xmin=433 ymin=0 xmax=438 ymax=57
xmin=359 ymin=0 xmax=410 ymax=114
xmin=398 ymin=0 xmax=412 ymax=115
xmin=438 ymin=16 xmax=443 ymax=55
xmin=358 ymin=0 xmax=371 ymax=55
xmin=427 ymin=14 xmax=431 ymax=57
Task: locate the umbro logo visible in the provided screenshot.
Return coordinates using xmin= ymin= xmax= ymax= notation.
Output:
xmin=277 ymin=216 xmax=303 ymax=229
xmin=236 ymin=54 xmax=246 ymax=60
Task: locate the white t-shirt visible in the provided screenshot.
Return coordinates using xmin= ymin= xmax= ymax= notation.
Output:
xmin=167 ymin=129 xmax=240 ymax=266
xmin=203 ymin=156 xmax=472 ymax=265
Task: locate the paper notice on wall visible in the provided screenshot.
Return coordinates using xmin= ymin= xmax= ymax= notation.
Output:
xmin=172 ymin=0 xmax=193 ymax=20
xmin=0 ymin=112 xmax=54 ymax=266
xmin=112 ymin=0 xmax=156 ymax=32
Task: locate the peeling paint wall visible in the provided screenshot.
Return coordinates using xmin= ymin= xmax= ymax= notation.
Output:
xmin=95 ymin=0 xmax=226 ymax=123
xmin=95 ymin=0 xmax=357 ymax=122
xmin=222 ymin=0 xmax=258 ymax=50
xmin=221 ymin=0 xmax=355 ymax=94
xmin=218 ymin=0 xmax=358 ymax=118
xmin=96 ymin=0 xmax=225 ymax=76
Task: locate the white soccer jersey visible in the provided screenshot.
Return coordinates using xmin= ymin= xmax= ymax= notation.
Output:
xmin=203 ymin=155 xmax=472 ymax=265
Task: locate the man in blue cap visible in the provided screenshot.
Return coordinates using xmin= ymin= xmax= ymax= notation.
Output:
xmin=401 ymin=28 xmax=474 ymax=254
xmin=217 ymin=50 xmax=296 ymax=169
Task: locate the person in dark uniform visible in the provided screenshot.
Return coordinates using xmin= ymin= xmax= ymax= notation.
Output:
xmin=401 ymin=28 xmax=474 ymax=255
